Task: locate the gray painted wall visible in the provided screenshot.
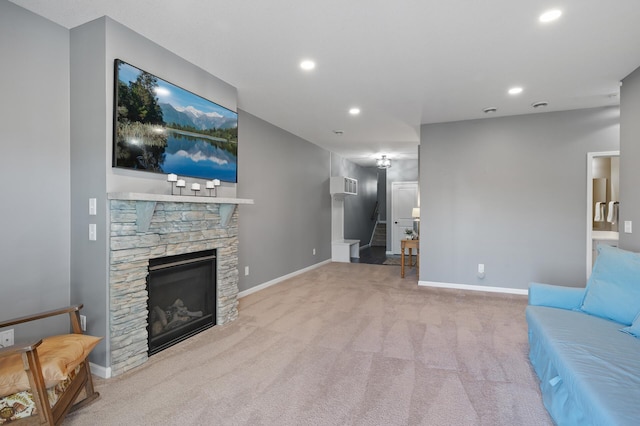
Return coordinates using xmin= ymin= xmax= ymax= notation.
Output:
xmin=330 ymin=154 xmax=378 ymax=245
xmin=236 ymin=112 xmax=331 ymax=292
xmin=377 ymin=169 xmax=387 ymax=221
xmin=69 ymin=17 xmax=109 ymax=366
xmin=103 ymin=18 xmax=237 ymax=195
xmin=620 ymin=66 xmax=640 ymax=252
xmin=420 ymin=107 xmax=620 ymax=290
xmin=0 ymin=2 xmax=71 ymax=337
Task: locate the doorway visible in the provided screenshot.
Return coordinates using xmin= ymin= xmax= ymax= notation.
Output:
xmin=586 ymin=151 xmax=620 ymax=278
xmin=391 ymin=181 xmax=418 ymax=254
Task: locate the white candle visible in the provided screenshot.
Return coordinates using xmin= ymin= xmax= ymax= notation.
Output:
xmin=213 ymin=179 xmax=221 ymax=187
xmin=167 ymin=173 xmax=178 ymax=182
xmin=176 ymin=179 xmax=186 ymax=188
xmin=191 ymin=183 xmax=200 ymax=191
xmin=206 ymin=181 xmax=215 ymax=189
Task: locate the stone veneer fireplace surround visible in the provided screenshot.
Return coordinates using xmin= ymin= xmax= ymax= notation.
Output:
xmin=107 ymin=192 xmax=253 ymax=376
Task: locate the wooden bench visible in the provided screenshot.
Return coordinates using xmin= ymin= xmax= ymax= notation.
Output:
xmin=0 ymin=305 xmax=100 ymax=425
xmin=331 ymin=239 xmax=360 ymax=263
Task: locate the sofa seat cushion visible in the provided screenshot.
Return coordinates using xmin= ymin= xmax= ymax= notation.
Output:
xmin=527 ymin=305 xmax=640 ymax=426
xmin=0 ymin=334 xmax=101 ymax=397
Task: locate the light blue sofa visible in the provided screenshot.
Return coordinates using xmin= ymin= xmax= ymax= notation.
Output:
xmin=526 ymin=245 xmax=640 ymax=426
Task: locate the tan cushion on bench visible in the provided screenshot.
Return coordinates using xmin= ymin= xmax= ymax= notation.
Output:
xmin=0 ymin=334 xmax=101 ymax=397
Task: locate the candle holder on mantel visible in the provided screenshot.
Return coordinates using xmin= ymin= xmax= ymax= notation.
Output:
xmin=176 ymin=179 xmax=186 ymax=195
xmin=167 ymin=173 xmax=178 ymax=195
xmin=191 ymin=183 xmax=201 ymax=196
xmin=206 ymin=179 xmax=221 ymax=197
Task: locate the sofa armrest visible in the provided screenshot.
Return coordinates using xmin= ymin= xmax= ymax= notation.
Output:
xmin=528 ymin=282 xmax=585 ymax=310
xmin=0 ymin=339 xmax=42 ymax=357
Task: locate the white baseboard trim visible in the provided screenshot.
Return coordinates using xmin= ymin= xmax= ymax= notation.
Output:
xmin=90 ymin=362 xmax=112 ymax=379
xmin=418 ymin=280 xmax=528 ymax=295
xmin=238 ymin=259 xmax=332 ymax=298
xmin=386 ymin=250 xmax=394 ymax=255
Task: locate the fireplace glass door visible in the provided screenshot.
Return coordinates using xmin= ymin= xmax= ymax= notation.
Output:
xmin=147 ymin=249 xmax=216 ymax=355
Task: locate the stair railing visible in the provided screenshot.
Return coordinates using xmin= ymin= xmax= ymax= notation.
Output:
xmin=370 ymin=201 xmax=379 ymax=221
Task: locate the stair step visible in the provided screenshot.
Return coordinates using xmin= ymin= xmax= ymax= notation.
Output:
xmin=371 ymin=223 xmax=387 ymax=247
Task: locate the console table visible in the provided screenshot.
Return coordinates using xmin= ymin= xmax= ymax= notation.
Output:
xmin=400 ymin=239 xmax=419 ymax=278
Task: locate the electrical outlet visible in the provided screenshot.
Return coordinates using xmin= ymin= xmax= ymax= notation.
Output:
xmin=245 ymin=266 xmax=249 ymax=276
xmin=80 ymin=315 xmax=87 ymax=332
xmin=313 ymin=248 xmax=316 ymax=255
xmin=0 ymin=329 xmax=14 ymax=347
xmin=477 ymin=263 xmax=486 ymax=279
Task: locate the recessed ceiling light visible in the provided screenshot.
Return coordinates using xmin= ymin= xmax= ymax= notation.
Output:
xmin=349 ymin=107 xmax=361 ymax=115
xmin=539 ymin=9 xmax=562 ymax=23
xmin=483 ymin=107 xmax=498 ymax=114
xmin=508 ymin=87 xmax=523 ymax=95
xmin=300 ymin=60 xmax=315 ymax=71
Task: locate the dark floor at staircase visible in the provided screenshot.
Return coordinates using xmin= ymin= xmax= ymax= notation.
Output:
xmin=353 ymin=223 xmax=389 ymax=265
xmin=349 ymin=223 xmax=396 ymax=265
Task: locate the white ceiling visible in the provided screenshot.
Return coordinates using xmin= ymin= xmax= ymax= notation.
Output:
xmin=10 ymin=0 xmax=640 ymax=166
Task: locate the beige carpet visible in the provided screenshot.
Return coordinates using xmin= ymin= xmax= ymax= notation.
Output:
xmin=65 ymin=262 xmax=551 ymax=426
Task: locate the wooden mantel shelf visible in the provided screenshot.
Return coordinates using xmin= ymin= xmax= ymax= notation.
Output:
xmin=107 ymin=192 xmax=254 ymax=231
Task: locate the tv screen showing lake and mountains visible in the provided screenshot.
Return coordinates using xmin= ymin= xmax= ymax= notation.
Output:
xmin=113 ymin=60 xmax=238 ymax=183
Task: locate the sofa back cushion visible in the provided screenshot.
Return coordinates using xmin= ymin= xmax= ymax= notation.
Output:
xmin=580 ymin=245 xmax=640 ymax=325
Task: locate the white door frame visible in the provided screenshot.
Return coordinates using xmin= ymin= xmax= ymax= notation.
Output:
xmin=586 ymin=150 xmax=620 ymax=278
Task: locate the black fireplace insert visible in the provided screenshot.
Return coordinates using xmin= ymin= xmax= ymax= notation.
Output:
xmin=146 ymin=249 xmax=216 ymax=355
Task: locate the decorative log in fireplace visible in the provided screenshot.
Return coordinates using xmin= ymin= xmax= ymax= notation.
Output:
xmin=146 ymin=249 xmax=216 ymax=355
xmin=150 ymin=299 xmax=203 ymax=335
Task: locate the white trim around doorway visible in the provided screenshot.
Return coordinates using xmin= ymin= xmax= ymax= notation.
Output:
xmin=586 ymin=150 xmax=620 ymax=279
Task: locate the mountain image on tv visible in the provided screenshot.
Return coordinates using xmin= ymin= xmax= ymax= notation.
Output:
xmin=160 ymin=104 xmax=237 ymax=131
xmin=113 ymin=59 xmax=238 ymax=183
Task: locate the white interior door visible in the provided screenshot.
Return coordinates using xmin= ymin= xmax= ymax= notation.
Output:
xmin=392 ymin=181 xmax=418 ymax=254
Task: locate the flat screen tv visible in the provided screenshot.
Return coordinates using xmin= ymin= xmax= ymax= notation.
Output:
xmin=113 ymin=59 xmax=238 ymax=182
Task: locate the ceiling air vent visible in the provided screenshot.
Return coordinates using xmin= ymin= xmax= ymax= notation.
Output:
xmin=531 ymin=101 xmax=549 ymax=109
